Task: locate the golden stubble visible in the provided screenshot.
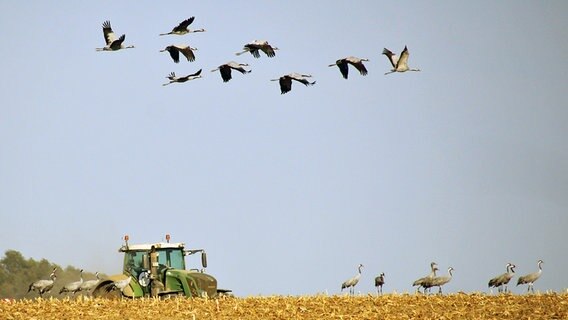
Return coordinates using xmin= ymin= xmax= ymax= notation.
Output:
xmin=1 ymin=293 xmax=567 ymax=320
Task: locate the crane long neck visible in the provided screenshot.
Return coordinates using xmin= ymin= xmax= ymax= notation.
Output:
xmin=430 ymin=263 xmax=437 ymax=274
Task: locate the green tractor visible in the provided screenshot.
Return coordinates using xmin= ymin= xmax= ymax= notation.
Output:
xmin=93 ymin=235 xmax=231 ymax=298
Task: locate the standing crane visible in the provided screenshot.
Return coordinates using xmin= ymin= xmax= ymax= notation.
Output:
xmin=271 ymin=73 xmax=316 ymax=94
xmin=162 ymin=69 xmax=203 ymax=86
xmin=96 ymin=21 xmax=134 ymax=52
xmin=59 ymin=269 xmax=84 ymax=295
xmin=27 ymin=267 xmax=57 ymax=297
xmin=236 ymin=40 xmax=279 ymax=58
xmin=328 ymin=56 xmax=369 ymax=79
xmin=341 ymin=264 xmax=364 ymax=295
xmin=112 ymin=276 xmax=132 ymax=293
xmin=517 ymin=260 xmax=544 ymax=293
xmin=412 ymin=262 xmax=438 ymax=294
xmin=488 ymin=263 xmax=516 ymax=293
xmin=374 ymin=272 xmax=385 ymax=295
xmin=79 ymin=272 xmax=101 ymax=293
xmin=431 ymin=267 xmax=454 ymax=294
xmin=211 ymin=62 xmax=251 ymax=82
xmin=160 ymin=45 xmax=197 ymax=63
xmin=159 ymin=17 xmax=205 ymax=36
xmin=382 ymin=46 xmax=420 ymax=75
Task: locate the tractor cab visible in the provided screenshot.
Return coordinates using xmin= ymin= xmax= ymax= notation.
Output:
xmin=121 ymin=240 xmax=189 ymax=285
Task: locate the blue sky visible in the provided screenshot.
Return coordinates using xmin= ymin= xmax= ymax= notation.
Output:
xmin=1 ymin=1 xmax=567 ymax=296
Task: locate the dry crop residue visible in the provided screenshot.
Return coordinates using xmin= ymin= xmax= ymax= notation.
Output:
xmin=1 ymin=293 xmax=567 ymax=320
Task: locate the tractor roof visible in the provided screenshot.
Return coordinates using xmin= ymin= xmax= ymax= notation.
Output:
xmin=119 ymin=242 xmax=185 ymax=252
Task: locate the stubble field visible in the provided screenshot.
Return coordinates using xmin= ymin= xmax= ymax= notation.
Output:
xmin=1 ymin=293 xmax=567 ymax=320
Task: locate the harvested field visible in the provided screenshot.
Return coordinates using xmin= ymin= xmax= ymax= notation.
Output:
xmin=1 ymin=293 xmax=567 ymax=320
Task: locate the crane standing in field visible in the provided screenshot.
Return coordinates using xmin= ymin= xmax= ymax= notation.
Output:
xmin=413 ymin=262 xmax=438 ymax=294
xmin=27 ymin=267 xmax=57 ymax=297
xmin=236 ymin=40 xmax=279 ymax=58
xmin=374 ymin=272 xmax=385 ymax=295
xmin=112 ymin=276 xmax=132 ymax=293
xmin=488 ymin=263 xmax=516 ymax=293
xmin=341 ymin=264 xmax=364 ymax=295
xmin=79 ymin=271 xmax=101 ymax=293
xmin=382 ymin=46 xmax=420 ymax=75
xmin=59 ymin=269 xmax=84 ymax=295
xmin=96 ymin=21 xmax=134 ymax=52
xmin=271 ymin=73 xmax=316 ymax=94
xmin=160 ymin=17 xmax=205 ymax=36
xmin=211 ymin=61 xmax=251 ymax=82
xmin=160 ymin=45 xmax=198 ymax=63
xmin=431 ymin=267 xmax=454 ymax=294
xmin=517 ymin=260 xmax=544 ymax=293
xmin=328 ymin=56 xmax=369 ymax=79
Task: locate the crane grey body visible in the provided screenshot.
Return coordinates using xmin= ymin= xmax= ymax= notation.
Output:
xmin=27 ymin=267 xmax=57 ymax=297
xmin=341 ymin=264 xmax=364 ymax=295
xmin=271 ymin=73 xmax=316 ymax=94
xmin=374 ymin=272 xmax=385 ymax=295
xmin=96 ymin=21 xmax=134 ymax=51
xmin=431 ymin=267 xmax=454 ymax=294
xmin=59 ymin=269 xmax=84 ymax=295
xmin=329 ymin=56 xmax=369 ymax=79
xmin=112 ymin=276 xmax=132 ymax=292
xmin=488 ymin=263 xmax=516 ymax=293
xmin=211 ymin=61 xmax=251 ymax=82
xmin=160 ymin=17 xmax=205 ymax=36
xmin=79 ymin=271 xmax=101 ymax=293
xmin=236 ymin=40 xmax=279 ymax=58
xmin=517 ymin=260 xmax=543 ymax=293
xmin=161 ymin=45 xmax=197 ymax=63
xmin=163 ymin=69 xmax=203 ymax=86
xmin=382 ymin=46 xmax=420 ymax=75
xmin=412 ymin=262 xmax=438 ymax=294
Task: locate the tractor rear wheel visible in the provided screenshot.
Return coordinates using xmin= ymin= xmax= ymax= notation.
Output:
xmin=92 ymin=281 xmax=123 ymax=299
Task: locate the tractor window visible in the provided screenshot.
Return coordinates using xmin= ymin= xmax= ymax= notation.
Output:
xmin=157 ymin=249 xmax=185 ymax=270
xmin=124 ymin=251 xmax=146 ymax=276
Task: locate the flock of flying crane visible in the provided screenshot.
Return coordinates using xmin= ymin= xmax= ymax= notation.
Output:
xmin=94 ymin=17 xmax=421 ymax=93
xmin=340 ymin=260 xmax=545 ymax=295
